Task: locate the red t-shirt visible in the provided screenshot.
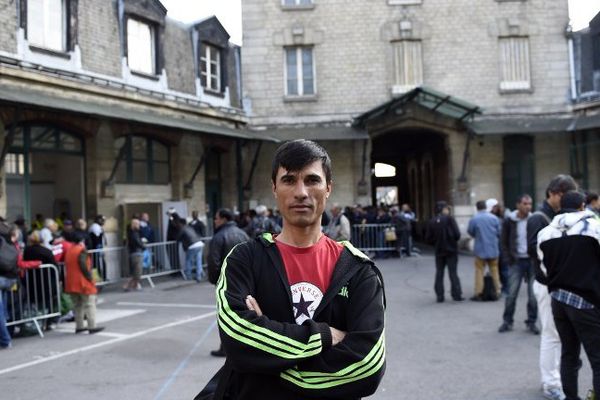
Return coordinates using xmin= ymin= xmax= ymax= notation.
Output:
xmin=276 ymin=235 xmax=344 ymax=324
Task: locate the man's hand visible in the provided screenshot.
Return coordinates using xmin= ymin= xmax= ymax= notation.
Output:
xmin=246 ymin=295 xmax=263 ymax=317
xmin=330 ymin=327 xmax=346 ymax=346
xmin=247 ymin=295 xmax=346 ymax=346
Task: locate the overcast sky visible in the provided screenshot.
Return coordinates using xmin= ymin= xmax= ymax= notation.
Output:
xmin=160 ymin=0 xmax=600 ymax=45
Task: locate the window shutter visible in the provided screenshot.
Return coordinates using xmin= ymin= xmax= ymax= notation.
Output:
xmin=393 ymin=40 xmax=423 ymax=93
xmin=499 ymin=37 xmax=531 ymax=91
xmin=221 ymin=47 xmax=228 ymax=93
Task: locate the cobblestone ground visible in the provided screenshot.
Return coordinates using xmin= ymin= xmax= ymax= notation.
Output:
xmin=0 ymin=251 xmax=593 ymax=399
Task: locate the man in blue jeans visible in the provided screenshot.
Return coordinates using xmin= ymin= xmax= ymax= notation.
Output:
xmin=175 ymin=218 xmax=205 ymax=282
xmin=498 ymin=194 xmax=539 ymax=334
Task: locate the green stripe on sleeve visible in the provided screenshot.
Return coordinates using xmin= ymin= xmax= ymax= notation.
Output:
xmin=216 ymin=244 xmax=324 ymax=358
xmin=279 ymin=331 xmax=385 ymax=388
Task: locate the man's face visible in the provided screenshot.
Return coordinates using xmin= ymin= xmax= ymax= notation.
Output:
xmin=591 ymin=199 xmax=600 ymax=211
xmin=141 ymin=213 xmax=149 ymax=222
xmin=272 ymin=161 xmax=331 ymax=229
xmin=214 ymin=214 xmax=225 ymax=229
xmin=548 ymin=192 xmax=563 ymax=211
xmin=516 ymin=197 xmax=532 ymax=215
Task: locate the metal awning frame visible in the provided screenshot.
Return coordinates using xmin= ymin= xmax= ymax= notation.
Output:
xmin=353 ymin=86 xmax=482 ymax=128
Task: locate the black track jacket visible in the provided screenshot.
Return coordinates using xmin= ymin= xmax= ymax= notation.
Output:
xmin=216 ymin=233 xmax=386 ymax=399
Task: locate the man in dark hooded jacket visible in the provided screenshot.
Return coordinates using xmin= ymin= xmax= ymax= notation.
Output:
xmin=426 ymin=201 xmax=463 ymax=303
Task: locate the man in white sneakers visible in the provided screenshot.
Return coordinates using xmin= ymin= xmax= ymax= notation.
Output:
xmin=538 ymin=191 xmax=600 ymax=400
xmin=528 ymin=174 xmax=577 ymax=400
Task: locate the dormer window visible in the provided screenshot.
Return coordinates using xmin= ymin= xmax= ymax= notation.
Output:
xmin=27 ymin=0 xmax=67 ymax=52
xmin=194 ymin=16 xmax=231 ymax=97
xmin=127 ymin=18 xmax=156 ymax=75
xmin=200 ymin=44 xmax=221 ymax=92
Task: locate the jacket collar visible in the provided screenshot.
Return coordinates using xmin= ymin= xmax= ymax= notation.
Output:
xmin=256 ymin=233 xmax=374 ymax=318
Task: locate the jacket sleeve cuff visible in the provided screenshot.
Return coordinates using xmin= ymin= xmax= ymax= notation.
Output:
xmin=316 ymin=322 xmax=332 ymax=351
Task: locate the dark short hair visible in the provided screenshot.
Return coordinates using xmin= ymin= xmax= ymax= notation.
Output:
xmin=560 ymin=190 xmax=585 ymax=212
xmin=476 ymin=200 xmax=486 ymax=211
xmin=217 ymin=208 xmax=234 ymax=222
xmin=546 ymin=174 xmax=577 ymax=198
xmin=435 ymin=201 xmax=448 ymax=214
xmin=271 ymin=139 xmax=332 ymax=184
xmin=516 ymin=194 xmax=532 ymax=204
xmin=586 ymin=192 xmax=599 ymax=205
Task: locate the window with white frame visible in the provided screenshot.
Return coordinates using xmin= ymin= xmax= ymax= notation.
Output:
xmin=388 ymin=0 xmax=422 ymax=5
xmin=393 ymin=40 xmax=423 ymax=93
xmin=200 ymin=44 xmax=222 ymax=92
xmin=499 ymin=36 xmax=531 ymax=91
xmin=285 ymin=46 xmax=315 ymax=96
xmin=27 ymin=0 xmax=67 ymax=52
xmin=127 ymin=18 xmax=156 ymax=75
xmin=282 ymin=0 xmax=313 ymax=5
xmin=5 ymin=153 xmax=28 ymax=176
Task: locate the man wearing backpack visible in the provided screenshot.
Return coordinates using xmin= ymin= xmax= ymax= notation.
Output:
xmin=0 ymin=223 xmax=18 ymax=349
xmin=528 ymin=174 xmax=577 ymax=400
xmin=468 ymin=200 xmax=501 ymax=301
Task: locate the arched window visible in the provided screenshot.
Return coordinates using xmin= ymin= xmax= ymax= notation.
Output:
xmin=114 ymin=136 xmax=170 ymax=184
xmin=7 ymin=125 xmax=83 ymax=154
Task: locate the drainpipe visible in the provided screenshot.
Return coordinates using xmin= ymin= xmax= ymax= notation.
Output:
xmin=566 ymin=24 xmax=577 ymax=101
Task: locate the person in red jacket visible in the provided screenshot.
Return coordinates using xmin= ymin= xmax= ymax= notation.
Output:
xmin=64 ymin=238 xmax=104 ymax=334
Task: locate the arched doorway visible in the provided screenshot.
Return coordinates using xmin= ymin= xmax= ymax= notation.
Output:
xmin=5 ymin=124 xmax=85 ymax=225
xmin=371 ymin=129 xmax=450 ymax=224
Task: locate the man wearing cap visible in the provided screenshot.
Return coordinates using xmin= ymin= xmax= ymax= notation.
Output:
xmin=537 ymin=191 xmax=600 ymax=400
xmin=468 ymin=200 xmax=501 ymax=300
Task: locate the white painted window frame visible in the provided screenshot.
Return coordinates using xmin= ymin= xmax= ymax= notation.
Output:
xmin=200 ymin=44 xmax=222 ymax=92
xmin=27 ymin=0 xmax=67 ymax=52
xmin=284 ymin=46 xmax=316 ymax=97
xmin=127 ymin=17 xmax=156 ymax=76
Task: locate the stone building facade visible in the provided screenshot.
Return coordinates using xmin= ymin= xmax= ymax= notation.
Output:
xmin=241 ymin=0 xmax=595 ymax=231
xmin=0 ymin=0 xmax=265 ymax=243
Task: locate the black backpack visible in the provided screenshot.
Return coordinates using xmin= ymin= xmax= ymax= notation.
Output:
xmin=481 ymin=273 xmax=498 ymax=301
xmin=0 ymin=236 xmax=18 ymax=276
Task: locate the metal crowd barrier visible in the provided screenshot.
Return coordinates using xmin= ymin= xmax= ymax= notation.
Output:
xmin=6 ymin=264 xmax=62 ymax=338
xmin=88 ymin=239 xmax=211 ymax=288
xmin=351 ymin=223 xmax=398 ymax=253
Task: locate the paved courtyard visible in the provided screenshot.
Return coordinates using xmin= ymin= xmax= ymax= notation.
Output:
xmin=0 ymin=251 xmax=593 ymax=399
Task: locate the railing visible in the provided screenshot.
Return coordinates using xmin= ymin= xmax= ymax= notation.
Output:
xmin=6 ymin=264 xmax=62 ymax=338
xmin=351 ymin=223 xmax=398 ymax=252
xmin=350 ymin=223 xmax=420 ymax=257
xmin=88 ymin=239 xmax=211 ymax=288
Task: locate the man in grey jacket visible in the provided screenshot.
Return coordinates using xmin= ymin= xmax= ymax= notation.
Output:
xmin=498 ymin=194 xmax=538 ymax=334
xmin=207 ymin=208 xmax=249 ymax=357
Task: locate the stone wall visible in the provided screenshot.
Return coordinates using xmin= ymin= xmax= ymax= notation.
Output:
xmin=242 ymin=0 xmax=571 ymax=124
xmin=0 ymin=0 xmax=17 ymax=53
xmin=78 ymin=0 xmax=122 ymax=77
